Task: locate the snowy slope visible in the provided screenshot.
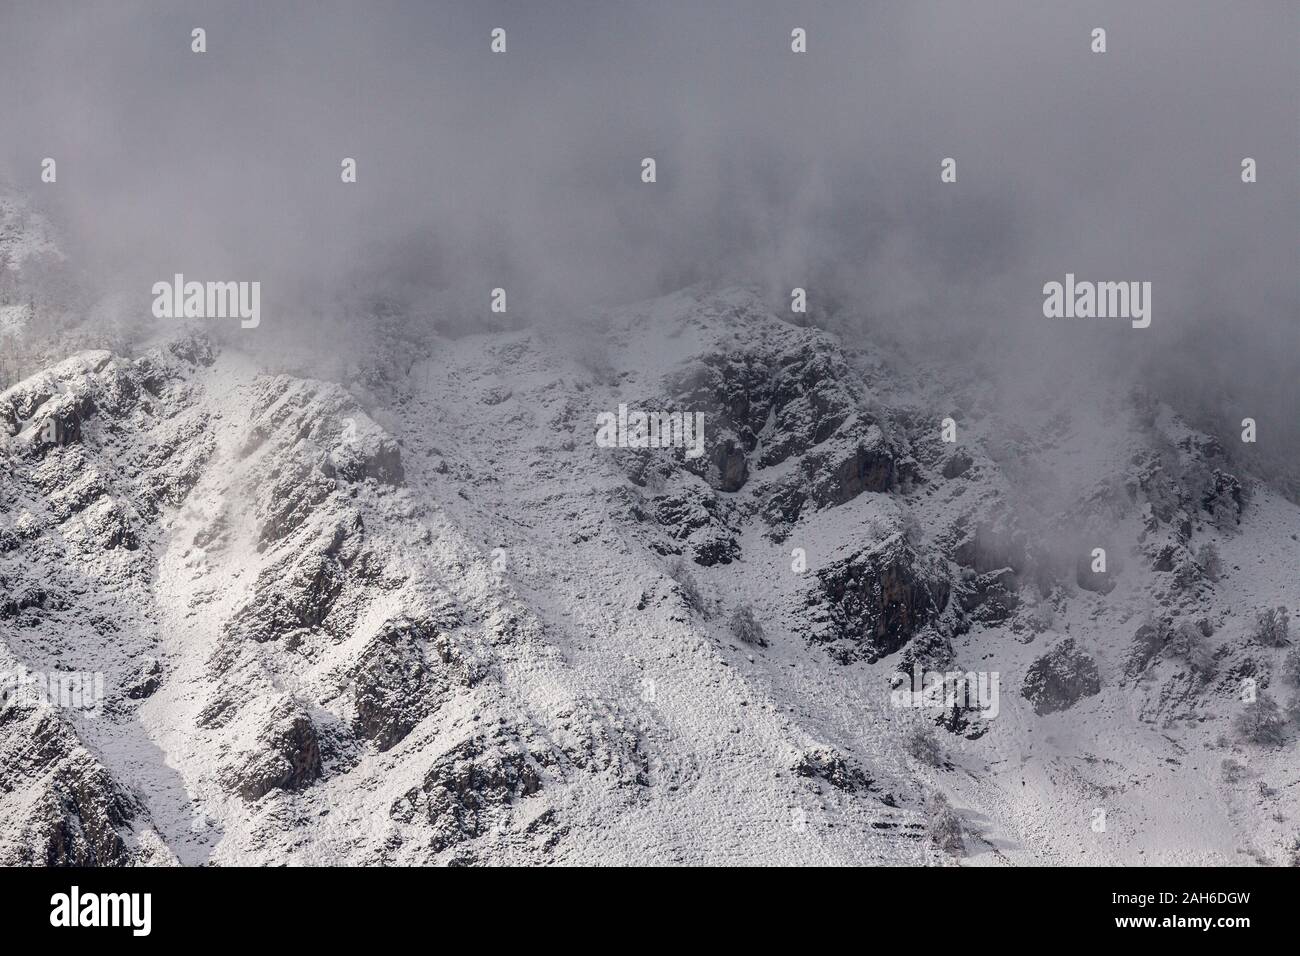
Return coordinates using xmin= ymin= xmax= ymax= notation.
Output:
xmin=1 ymin=282 xmax=1296 ymax=866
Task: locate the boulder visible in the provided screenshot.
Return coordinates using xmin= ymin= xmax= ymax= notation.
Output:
xmin=1021 ymin=638 xmax=1101 ymax=715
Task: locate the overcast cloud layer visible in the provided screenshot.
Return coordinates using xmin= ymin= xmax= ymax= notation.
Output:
xmin=2 ymin=0 xmax=1296 ymax=474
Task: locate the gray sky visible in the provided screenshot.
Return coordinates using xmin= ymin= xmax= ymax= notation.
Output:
xmin=2 ymin=0 xmax=1296 ymax=471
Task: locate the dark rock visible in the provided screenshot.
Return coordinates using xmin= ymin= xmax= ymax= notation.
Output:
xmin=350 ymin=616 xmax=469 ymax=752
xmin=816 ymin=440 xmax=896 ymax=507
xmin=395 ymin=732 xmax=547 ymax=852
xmin=941 ymin=452 xmax=973 ymax=479
xmin=1153 ymin=544 xmax=1178 ymax=573
xmin=959 ymin=567 xmax=1019 ymax=624
xmin=0 ymin=706 xmax=143 ymax=865
xmin=794 ymin=747 xmax=878 ymax=795
xmin=167 ymin=333 xmax=216 ymax=366
xmin=224 ymin=537 xmax=348 ymax=646
xmin=1076 ymin=552 xmax=1116 ymax=594
xmin=807 ymin=535 xmax=949 ymax=664
xmin=1201 ymin=469 xmax=1243 ymax=529
xmin=707 ymin=438 xmax=749 ymax=492
xmin=1022 ymin=638 xmax=1101 ymax=715
xmin=221 ymin=705 xmax=323 ymax=801
xmin=954 ymin=521 xmax=1027 ymax=576
xmin=125 ymin=657 xmax=163 ymax=700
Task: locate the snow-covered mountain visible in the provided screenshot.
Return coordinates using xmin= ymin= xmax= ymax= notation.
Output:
xmin=1 ymin=258 xmax=1297 ymax=866
xmin=0 ymin=192 xmax=62 ymax=339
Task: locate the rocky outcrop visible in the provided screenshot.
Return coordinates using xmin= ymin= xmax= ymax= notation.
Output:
xmin=957 ymin=566 xmax=1020 ymax=625
xmin=0 ymin=704 xmax=146 ymax=865
xmin=349 ymin=613 xmax=477 ymax=752
xmin=941 ymin=451 xmax=973 ymax=479
xmin=1021 ymin=638 xmax=1101 ymax=715
xmin=393 ymin=730 xmax=548 ymax=853
xmin=794 ymin=746 xmax=891 ymax=802
xmin=124 ymin=657 xmax=164 ymax=700
xmin=953 ymin=519 xmax=1028 ymax=577
xmin=1201 ymin=469 xmax=1243 ymax=529
xmin=1 ymin=277 xmax=1293 ymax=867
xmin=647 ymin=484 xmax=740 ymax=566
xmin=1075 ymin=552 xmax=1116 ymax=594
xmin=222 ymin=534 xmax=351 ymax=647
xmin=807 ymin=534 xmax=950 ymax=664
xmin=760 ymin=425 xmax=898 ymax=531
xmin=219 ymin=704 xmax=324 ymax=802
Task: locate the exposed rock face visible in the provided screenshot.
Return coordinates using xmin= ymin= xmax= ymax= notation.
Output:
xmin=818 ymin=435 xmax=898 ymax=505
xmin=958 ymin=567 xmax=1020 ymax=625
xmin=350 ymin=614 xmax=475 ymax=752
xmin=0 ymin=704 xmax=145 ymax=865
xmin=2 ymin=318 xmax=685 ymax=864
xmin=643 ymin=482 xmax=739 ymax=566
xmin=808 ymin=534 xmax=950 ymax=664
xmin=624 ymin=310 xmax=908 ymax=557
xmin=706 ymin=438 xmax=749 ymax=492
xmin=0 ymin=345 xmax=218 ymax=865
xmin=794 ymin=747 xmax=890 ymax=802
xmin=954 ymin=520 xmax=1028 ymax=577
xmin=1075 ymin=553 xmax=1116 ymax=594
xmin=0 ymin=349 xmax=214 ymax=532
xmin=760 ymin=426 xmax=898 ymax=530
xmin=220 ymin=705 xmax=324 ymax=802
xmin=1 ymin=278 xmax=1295 ymax=867
xmin=226 ymin=552 xmax=343 ymax=646
xmin=671 ymin=352 xmax=772 ymax=485
xmin=941 ymin=452 xmax=973 ymax=479
xmin=1201 ymin=469 xmax=1243 ymax=529
xmin=395 ymin=731 xmax=547 ymax=853
xmin=125 ymin=657 xmax=164 ymax=700
xmin=1021 ymin=639 xmax=1102 ymax=715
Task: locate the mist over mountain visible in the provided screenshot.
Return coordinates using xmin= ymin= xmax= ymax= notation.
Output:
xmin=0 ymin=1 xmax=1296 ymax=870
xmin=2 ymin=0 xmax=1295 ymax=483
